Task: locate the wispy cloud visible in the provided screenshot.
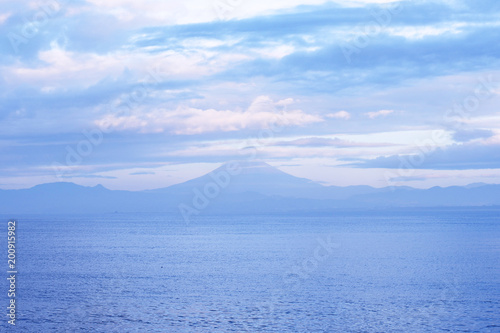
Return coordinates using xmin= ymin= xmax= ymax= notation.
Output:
xmin=272 ymin=137 xmax=394 ymax=148
xmin=452 ymin=128 xmax=494 ymax=142
xmin=60 ymin=174 xmax=118 ymax=179
xmin=94 ymin=96 xmax=323 ymax=135
xmin=349 ymin=142 xmax=500 ymax=170
xmin=365 ymin=110 xmax=394 ymax=119
xmin=129 ymin=171 xmax=156 ymax=175
xmin=326 ymin=111 xmax=351 ymax=120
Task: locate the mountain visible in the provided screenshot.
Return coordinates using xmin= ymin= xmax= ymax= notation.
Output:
xmin=150 ymin=161 xmax=396 ymax=200
xmin=1 ymin=161 xmax=500 ymax=215
xmin=150 ymin=160 xmax=324 ymax=197
xmin=0 ymin=182 xmax=155 ymax=214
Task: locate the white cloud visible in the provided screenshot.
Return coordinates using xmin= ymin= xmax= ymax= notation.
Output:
xmin=326 ymin=110 xmax=351 ymax=120
xmin=95 ymin=96 xmax=323 ymax=135
xmin=272 ymin=137 xmax=395 ymax=148
xmin=3 ymin=43 xmax=245 ymax=89
xmin=385 ymin=23 xmax=466 ymax=39
xmin=365 ymin=109 xmax=394 ymax=119
xmin=4 ymin=46 xmax=127 ymax=88
xmin=252 ymin=44 xmax=297 ymax=59
xmin=161 ymin=140 xmax=396 ymax=160
xmin=71 ymin=0 xmax=405 ymax=28
xmin=78 ymin=0 xmax=331 ymax=26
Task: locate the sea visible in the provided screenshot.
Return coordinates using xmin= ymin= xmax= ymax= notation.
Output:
xmin=0 ymin=209 xmax=499 ymax=332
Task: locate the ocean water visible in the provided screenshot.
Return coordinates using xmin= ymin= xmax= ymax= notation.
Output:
xmin=0 ymin=210 xmax=499 ymax=332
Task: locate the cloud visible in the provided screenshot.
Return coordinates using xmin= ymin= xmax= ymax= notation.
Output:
xmin=452 ymin=128 xmax=494 ymax=142
xmin=60 ymin=174 xmax=118 ymax=179
xmin=365 ymin=110 xmax=394 ymax=119
xmin=326 ymin=111 xmax=351 ymax=120
xmin=129 ymin=171 xmax=156 ymax=175
xmin=349 ymin=142 xmax=500 ymax=170
xmin=3 ymin=43 xmax=224 ymax=90
xmin=94 ymin=96 xmax=323 ymax=135
xmin=272 ymin=137 xmax=394 ymax=148
xmin=79 ymin=0 xmax=334 ymax=26
xmin=388 ymin=176 xmax=428 ymax=182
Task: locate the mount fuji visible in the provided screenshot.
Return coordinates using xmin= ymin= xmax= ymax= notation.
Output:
xmin=1 ymin=161 xmax=499 ymax=215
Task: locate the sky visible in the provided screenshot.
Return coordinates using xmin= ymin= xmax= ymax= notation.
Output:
xmin=1 ymin=0 xmax=499 ymax=190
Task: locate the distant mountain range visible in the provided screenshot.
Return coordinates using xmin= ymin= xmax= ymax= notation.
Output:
xmin=2 ymin=161 xmax=500 ymax=216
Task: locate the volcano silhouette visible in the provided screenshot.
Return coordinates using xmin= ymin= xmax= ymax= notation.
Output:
xmin=1 ymin=161 xmax=500 ymax=214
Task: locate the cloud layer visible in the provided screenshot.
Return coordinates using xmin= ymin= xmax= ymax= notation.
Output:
xmin=1 ymin=0 xmax=500 ymax=189
xmin=94 ymin=96 xmax=322 ymax=134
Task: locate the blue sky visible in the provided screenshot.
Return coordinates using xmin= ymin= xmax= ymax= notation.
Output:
xmin=1 ymin=0 xmax=499 ymax=190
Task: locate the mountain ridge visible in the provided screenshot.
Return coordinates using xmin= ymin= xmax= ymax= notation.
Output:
xmin=1 ymin=161 xmax=500 ymax=214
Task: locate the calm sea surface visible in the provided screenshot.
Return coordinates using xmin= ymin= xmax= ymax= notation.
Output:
xmin=0 ymin=210 xmax=499 ymax=332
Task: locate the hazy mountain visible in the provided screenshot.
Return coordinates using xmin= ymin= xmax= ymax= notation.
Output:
xmin=150 ymin=161 xmax=324 ymax=196
xmin=150 ymin=161 xmax=395 ymax=200
xmin=1 ymin=161 xmax=499 ymax=214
